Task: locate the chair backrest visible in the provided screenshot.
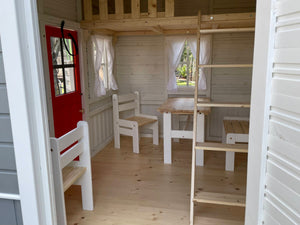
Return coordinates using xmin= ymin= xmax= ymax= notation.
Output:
xmin=112 ymin=91 xmax=140 ymax=121
xmin=50 ymin=121 xmax=88 ymax=169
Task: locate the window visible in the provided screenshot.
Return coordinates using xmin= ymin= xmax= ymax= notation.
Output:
xmin=90 ymin=36 xmax=118 ymax=98
xmin=93 ymin=44 xmax=109 ymax=89
xmin=51 ymin=37 xmax=76 ymax=96
xmin=175 ymin=41 xmax=196 ymax=88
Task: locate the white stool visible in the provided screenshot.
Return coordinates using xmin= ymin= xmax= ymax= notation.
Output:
xmin=222 ymin=117 xmax=249 ymax=171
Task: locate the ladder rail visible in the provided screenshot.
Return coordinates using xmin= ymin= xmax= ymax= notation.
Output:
xmin=190 ymin=11 xmax=254 ymax=225
xmin=190 ymin=10 xmax=202 ymax=225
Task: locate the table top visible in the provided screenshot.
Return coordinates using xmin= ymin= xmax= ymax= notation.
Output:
xmin=157 ymin=98 xmax=211 ymax=115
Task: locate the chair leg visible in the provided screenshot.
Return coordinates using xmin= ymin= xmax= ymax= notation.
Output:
xmin=77 ymin=172 xmax=94 ymax=211
xmin=133 ymin=125 xmax=139 ymax=154
xmin=153 ymin=121 xmax=159 ymax=145
xmin=114 ymin=123 xmax=120 ymax=149
xmin=226 ymin=134 xmax=235 ymax=171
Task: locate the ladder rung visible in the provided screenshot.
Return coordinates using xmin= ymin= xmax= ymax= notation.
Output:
xmin=197 ymin=102 xmax=250 ymax=108
xmin=193 ymin=191 xmax=246 ymax=207
xmin=195 ymin=142 xmax=248 ymax=153
xmin=200 ymin=27 xmax=255 ymax=34
xmin=198 ymin=64 xmax=253 ymax=68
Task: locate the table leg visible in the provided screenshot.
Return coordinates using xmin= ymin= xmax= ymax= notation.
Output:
xmin=173 ymin=114 xmax=179 ymax=142
xmin=226 ymin=134 xmax=235 ymax=171
xmin=163 ymin=112 xmax=172 ymax=164
xmin=196 ymin=113 xmax=204 ymax=166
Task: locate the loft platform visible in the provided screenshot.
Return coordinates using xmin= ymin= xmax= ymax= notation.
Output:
xmin=81 ymin=0 xmax=255 ymax=36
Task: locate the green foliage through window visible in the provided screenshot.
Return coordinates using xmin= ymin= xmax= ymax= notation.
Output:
xmin=175 ymin=41 xmax=196 ymax=87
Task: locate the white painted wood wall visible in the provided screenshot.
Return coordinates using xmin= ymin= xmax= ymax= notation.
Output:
xmin=116 ymin=36 xmax=166 ymax=135
xmin=262 ymin=1 xmax=300 ymax=224
xmin=87 ymin=96 xmax=114 ymax=156
xmin=208 ymin=32 xmax=253 ymax=140
xmin=116 ymin=33 xmax=254 ymax=140
xmin=85 ymin=37 xmax=115 ymax=155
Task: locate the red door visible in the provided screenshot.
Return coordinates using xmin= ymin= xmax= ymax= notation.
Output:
xmin=45 ymin=25 xmax=82 ymax=138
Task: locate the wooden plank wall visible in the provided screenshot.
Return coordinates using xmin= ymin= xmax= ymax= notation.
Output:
xmin=88 ymin=97 xmax=114 ymax=156
xmin=208 ymin=32 xmax=254 ymax=140
xmin=115 ymin=33 xmax=254 ymax=140
xmin=42 ymin=0 xmax=81 ymax=21
xmin=0 ymin=39 xmax=23 ymax=225
xmin=116 ymin=36 xmax=166 ymax=135
xmin=86 ymin=40 xmax=114 ymax=155
xmin=174 ymin=0 xmax=256 ymax=16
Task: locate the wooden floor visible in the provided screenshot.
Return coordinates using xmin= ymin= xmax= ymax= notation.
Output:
xmin=65 ymin=137 xmax=247 ymax=225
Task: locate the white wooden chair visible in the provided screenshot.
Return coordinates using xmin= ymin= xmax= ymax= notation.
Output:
xmin=50 ymin=121 xmax=93 ymax=225
xmin=112 ymin=91 xmax=159 ymax=153
xmin=222 ymin=117 xmax=249 ymax=171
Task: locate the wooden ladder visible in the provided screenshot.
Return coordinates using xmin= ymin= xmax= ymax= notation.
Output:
xmin=189 ymin=11 xmax=253 ymax=225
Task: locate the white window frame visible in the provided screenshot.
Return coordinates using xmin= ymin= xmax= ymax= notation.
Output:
xmin=166 ymin=37 xmax=211 ymax=97
xmin=0 ymin=0 xmax=57 ymax=224
xmin=175 ymin=41 xmax=196 ymax=91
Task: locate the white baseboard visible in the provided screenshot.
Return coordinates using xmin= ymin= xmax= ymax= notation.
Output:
xmin=139 ymin=133 xmax=164 ymax=138
xmin=91 ymin=135 xmax=113 ymax=157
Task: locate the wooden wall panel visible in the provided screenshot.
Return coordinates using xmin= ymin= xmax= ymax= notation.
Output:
xmin=0 ymin=54 xmax=5 ymax=84
xmin=0 ymin=87 xmax=9 ymax=113
xmin=88 ymin=99 xmax=114 ymax=156
xmin=0 ymin=200 xmax=18 ymax=225
xmin=174 ymin=0 xmax=255 ymax=16
xmin=0 ymin=145 xmax=16 ymax=171
xmin=0 ymin=172 xmax=19 ymax=194
xmin=208 ymin=32 xmax=254 ymax=140
xmin=0 ymin=39 xmax=22 ymax=224
xmin=115 ymin=32 xmax=254 ymax=139
xmin=213 ymin=0 xmax=256 ymax=14
xmin=0 ymin=117 xmax=13 ymax=142
xmin=43 ymin=0 xmax=80 ymax=21
xmin=116 ymin=36 xmax=165 ymax=103
xmin=116 ymin=36 xmax=166 ymax=135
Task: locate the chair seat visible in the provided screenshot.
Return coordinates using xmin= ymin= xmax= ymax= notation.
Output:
xmin=126 ymin=116 xmax=157 ymax=127
xmin=223 ymin=120 xmax=249 ymax=135
xmin=62 ymin=166 xmax=86 ymax=192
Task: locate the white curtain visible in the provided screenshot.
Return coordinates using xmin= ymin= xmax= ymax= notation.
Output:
xmin=188 ymin=35 xmax=212 ymax=90
xmin=165 ymin=36 xmax=187 ymax=91
xmin=91 ymin=35 xmax=118 ymax=97
xmin=166 ymin=35 xmax=212 ymax=91
xmin=104 ymin=37 xmax=118 ymax=91
xmin=91 ymin=36 xmax=106 ymax=97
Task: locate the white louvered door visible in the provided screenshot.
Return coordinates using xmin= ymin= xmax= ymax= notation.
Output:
xmin=262 ymin=0 xmax=300 ymax=224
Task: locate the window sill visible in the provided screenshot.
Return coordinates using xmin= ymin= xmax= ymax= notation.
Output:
xmin=168 ymin=87 xmax=207 ymax=96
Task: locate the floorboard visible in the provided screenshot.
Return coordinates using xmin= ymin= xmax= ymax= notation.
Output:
xmin=65 ymin=137 xmax=247 ymax=225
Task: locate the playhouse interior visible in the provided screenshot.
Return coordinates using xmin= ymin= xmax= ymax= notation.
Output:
xmin=37 ymin=0 xmax=256 ymax=224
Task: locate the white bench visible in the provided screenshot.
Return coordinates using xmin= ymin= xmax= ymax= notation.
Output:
xmin=112 ymin=91 xmax=159 ymax=154
xmin=222 ymin=117 xmax=249 ymax=171
xmin=50 ymin=121 xmax=94 ymax=225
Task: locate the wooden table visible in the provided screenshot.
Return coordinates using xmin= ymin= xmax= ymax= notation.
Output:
xmin=158 ymin=98 xmax=211 ymax=164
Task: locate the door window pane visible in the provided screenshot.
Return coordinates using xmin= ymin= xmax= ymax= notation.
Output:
xmin=53 ymin=68 xmax=64 ymax=96
xmin=50 ymin=37 xmax=62 ymax=65
xmin=62 ymin=38 xmax=74 ymax=65
xmin=65 ymin=67 xmax=75 ymax=93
